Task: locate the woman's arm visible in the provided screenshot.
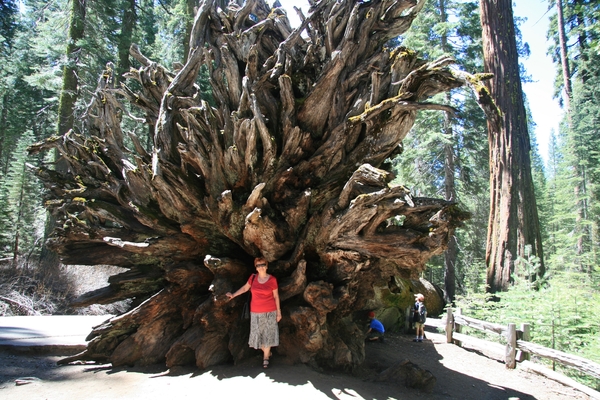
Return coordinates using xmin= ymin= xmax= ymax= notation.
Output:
xmin=226 ymin=282 xmax=251 ymax=300
xmin=273 ymin=289 xmax=282 ymax=322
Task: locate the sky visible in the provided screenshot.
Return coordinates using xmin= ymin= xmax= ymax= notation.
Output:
xmin=513 ymin=0 xmax=562 ymax=162
xmin=278 ymin=0 xmax=562 ymax=162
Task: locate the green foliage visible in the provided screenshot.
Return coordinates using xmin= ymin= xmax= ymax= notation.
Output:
xmin=391 ymin=0 xmax=490 ymax=297
xmin=514 ymin=244 xmax=546 ymax=289
xmin=456 ymin=270 xmax=600 ymax=387
xmin=0 ymin=0 xmax=217 ymax=262
xmin=146 ymin=0 xmax=189 ymax=66
xmin=0 ymin=1 xmax=18 ymax=50
xmin=540 ymin=1 xmax=600 ymax=286
xmin=0 ymin=131 xmax=47 ymax=259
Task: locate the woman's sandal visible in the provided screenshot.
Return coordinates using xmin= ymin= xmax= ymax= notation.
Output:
xmin=263 ymin=359 xmax=269 ymax=369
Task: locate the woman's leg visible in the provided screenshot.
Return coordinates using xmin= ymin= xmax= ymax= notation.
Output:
xmin=262 ymin=346 xmax=271 ymax=360
xmin=262 ymin=346 xmax=271 ymax=368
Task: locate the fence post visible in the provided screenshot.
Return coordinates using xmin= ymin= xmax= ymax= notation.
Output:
xmin=506 ymin=323 xmax=517 ymax=369
xmin=445 ymin=306 xmax=453 ymax=343
xmin=516 ymin=323 xmax=530 ymax=362
xmin=454 ymin=308 xmax=462 ymax=347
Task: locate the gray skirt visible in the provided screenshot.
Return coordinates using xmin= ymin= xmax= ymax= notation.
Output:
xmin=248 ymin=311 xmax=279 ymax=349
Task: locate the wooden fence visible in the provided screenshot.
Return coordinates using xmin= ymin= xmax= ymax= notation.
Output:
xmin=410 ymin=307 xmax=600 ymax=399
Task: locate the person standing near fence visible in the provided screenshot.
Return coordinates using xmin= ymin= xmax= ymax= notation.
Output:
xmin=413 ymin=293 xmax=427 ymax=342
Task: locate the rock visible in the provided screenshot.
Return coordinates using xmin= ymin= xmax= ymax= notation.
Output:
xmin=376 ymin=307 xmax=403 ymax=332
xmin=376 ymin=359 xmax=436 ymax=393
xmin=367 ymin=276 xmax=445 ymax=332
xmin=15 ymin=377 xmax=41 ymax=386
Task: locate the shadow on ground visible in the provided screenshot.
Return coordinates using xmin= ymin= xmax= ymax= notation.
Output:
xmin=0 ymin=330 xmax=576 ymax=400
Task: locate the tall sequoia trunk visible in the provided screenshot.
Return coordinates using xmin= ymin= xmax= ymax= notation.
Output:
xmin=479 ymin=0 xmax=545 ymax=292
xmin=31 ymin=0 xmax=481 ymax=370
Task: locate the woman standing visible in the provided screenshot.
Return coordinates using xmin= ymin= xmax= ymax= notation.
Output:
xmin=226 ymin=257 xmax=281 ymax=368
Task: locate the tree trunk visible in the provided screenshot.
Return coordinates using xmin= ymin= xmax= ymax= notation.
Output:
xmin=574 ymin=0 xmax=589 ymax=84
xmin=443 ymin=108 xmax=457 ymax=302
xmin=116 ymin=0 xmax=136 ymax=82
xmin=41 ymin=0 xmax=87 ymax=276
xmin=443 ymin=102 xmax=457 ymax=302
xmin=56 ymin=0 xmax=86 ymax=137
xmin=439 ymin=0 xmax=457 ymax=304
xmin=0 ymin=93 xmax=8 ymax=174
xmin=556 ymin=0 xmax=572 ymax=113
xmin=479 ymin=0 xmax=545 ymax=292
xmin=12 ymin=162 xmax=27 ymax=262
xmin=33 ymin=0 xmax=477 ymax=370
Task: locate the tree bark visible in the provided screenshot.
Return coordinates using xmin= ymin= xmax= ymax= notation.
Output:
xmin=556 ymin=0 xmax=572 ymax=113
xmin=41 ymin=0 xmax=87 ymax=276
xmin=479 ymin=0 xmax=545 ymax=292
xmin=35 ymin=0 xmax=475 ymax=370
xmin=439 ymin=0 xmax=457 ymax=304
xmin=56 ymin=0 xmax=86 ymax=137
xmin=116 ymin=0 xmax=136 ymax=82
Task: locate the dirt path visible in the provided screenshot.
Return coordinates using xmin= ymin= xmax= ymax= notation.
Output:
xmin=0 ymin=331 xmax=591 ymax=399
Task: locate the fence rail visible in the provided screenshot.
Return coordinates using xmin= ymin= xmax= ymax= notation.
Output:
xmin=418 ymin=307 xmax=600 ymax=399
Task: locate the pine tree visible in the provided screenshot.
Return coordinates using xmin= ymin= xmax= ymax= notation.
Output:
xmin=0 ymin=0 xmax=23 ymax=173
xmin=546 ymin=0 xmax=600 ymax=276
xmin=0 ymin=131 xmax=46 ymax=262
xmin=116 ymin=0 xmax=136 ymax=81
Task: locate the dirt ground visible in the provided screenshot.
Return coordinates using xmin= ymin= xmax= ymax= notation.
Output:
xmin=0 ymin=330 xmax=592 ymax=400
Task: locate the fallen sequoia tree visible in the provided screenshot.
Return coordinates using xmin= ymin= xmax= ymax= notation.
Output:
xmin=29 ymin=0 xmax=479 ymax=369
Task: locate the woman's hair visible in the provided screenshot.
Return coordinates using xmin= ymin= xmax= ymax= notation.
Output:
xmin=254 ymin=257 xmax=268 ymax=267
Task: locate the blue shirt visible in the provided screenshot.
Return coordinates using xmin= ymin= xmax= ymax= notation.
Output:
xmin=369 ymin=319 xmax=385 ymax=333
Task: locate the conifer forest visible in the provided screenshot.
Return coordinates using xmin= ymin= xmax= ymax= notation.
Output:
xmin=0 ymin=0 xmax=598 ymax=388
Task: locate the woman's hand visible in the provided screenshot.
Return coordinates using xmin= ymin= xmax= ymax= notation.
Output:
xmin=226 ymin=292 xmax=234 ymax=300
xmin=273 ymin=289 xmax=282 ymax=322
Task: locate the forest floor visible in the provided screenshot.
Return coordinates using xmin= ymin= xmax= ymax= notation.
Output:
xmin=0 ymin=329 xmax=591 ymax=400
